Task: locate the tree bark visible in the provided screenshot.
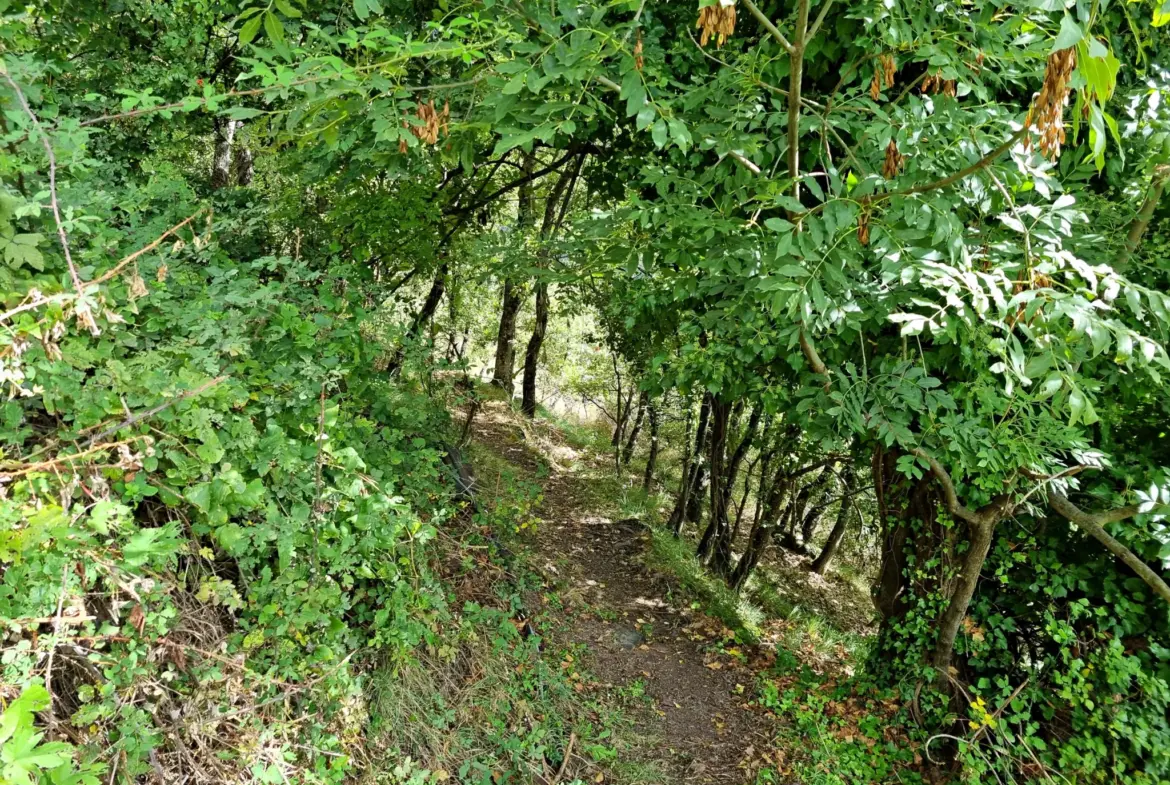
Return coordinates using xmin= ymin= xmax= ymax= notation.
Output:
xmin=492 ymin=154 xmax=535 ymax=394
xmin=812 ymin=466 xmax=855 ymax=574
xmin=211 ymin=117 xmax=238 ymax=189
xmin=491 ymin=279 xmax=524 ymax=395
xmin=234 ymin=143 xmax=254 ymax=186
xmin=520 ymin=281 xmax=548 ymax=417
xmin=695 ymin=398 xmax=731 ymax=562
xmin=670 ymin=395 xmax=710 ymax=536
xmin=520 ymin=154 xmax=579 ymax=418
xmin=730 ymin=461 xmax=792 ymax=590
xmin=932 ymin=519 xmax=994 ymax=678
xmin=1115 ymin=164 xmax=1169 ymax=271
xmin=621 ymin=391 xmax=648 ymax=466
xmin=641 ymin=398 xmax=659 ymax=493
xmin=708 ymin=406 xmax=762 ymax=574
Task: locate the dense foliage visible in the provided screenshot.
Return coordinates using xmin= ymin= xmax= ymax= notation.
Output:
xmin=2 ymin=0 xmax=1169 ymax=782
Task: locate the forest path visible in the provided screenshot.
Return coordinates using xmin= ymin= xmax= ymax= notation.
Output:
xmin=468 ymin=400 xmax=775 ymax=784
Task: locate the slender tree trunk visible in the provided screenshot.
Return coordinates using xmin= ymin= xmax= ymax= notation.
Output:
xmin=641 ymin=398 xmax=659 ymax=493
xmin=491 ymin=279 xmax=524 ymax=395
xmin=1115 ymin=164 xmax=1168 ymax=271
xmin=387 ymin=263 xmax=447 ymax=375
xmin=520 ymin=282 xmax=547 ymax=417
xmin=670 ymin=396 xmax=708 ymax=536
xmin=621 ymin=391 xmax=648 ymax=465
xmin=696 ymin=399 xmax=731 ymax=564
xmin=730 ymin=463 xmax=791 ymax=590
xmin=492 ymin=153 xmax=535 ymax=394
xmin=211 ymin=117 xmax=238 ymax=189
xmin=520 ymin=154 xmax=579 ymax=418
xmin=709 ymin=406 xmax=762 ymax=573
xmin=812 ymin=467 xmax=855 ymax=574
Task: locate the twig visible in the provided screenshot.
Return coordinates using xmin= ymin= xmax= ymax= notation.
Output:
xmin=2 ymin=73 xmax=86 ymax=302
xmin=91 ymin=208 xmax=210 ymax=285
xmin=741 ymin=0 xmax=795 ymax=53
xmin=43 ymin=564 xmax=71 ymax=736
xmin=551 ymin=732 xmax=576 ymax=785
xmin=84 ymin=376 xmax=226 ymax=446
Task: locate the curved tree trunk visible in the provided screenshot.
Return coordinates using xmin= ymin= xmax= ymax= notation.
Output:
xmin=811 ymin=466 xmax=855 ymax=574
xmin=696 ymin=398 xmax=731 ymax=562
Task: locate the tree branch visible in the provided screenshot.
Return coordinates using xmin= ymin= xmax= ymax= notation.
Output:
xmin=741 ymin=0 xmax=795 ymax=54
xmin=1115 ymin=163 xmax=1169 ymax=271
xmin=909 ymin=448 xmax=986 ymax=527
xmin=804 ymin=0 xmax=835 ymax=43
xmin=1046 ymin=489 xmax=1170 ymax=605
xmin=3 ymin=73 xmax=86 ymax=307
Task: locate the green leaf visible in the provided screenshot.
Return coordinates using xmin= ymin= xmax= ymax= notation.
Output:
xmin=1053 ymin=15 xmax=1083 ymax=51
xmin=650 ymin=118 xmax=667 ymax=149
xmin=263 ymin=12 xmax=285 ymax=45
xmin=635 ymin=105 xmax=655 ymax=132
xmin=274 ymin=0 xmax=302 ymax=17
xmin=238 ymin=14 xmax=263 ymax=44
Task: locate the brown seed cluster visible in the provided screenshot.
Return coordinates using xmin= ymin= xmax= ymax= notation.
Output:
xmin=1008 ymin=268 xmax=1053 ymax=327
xmin=697 ymin=2 xmax=736 ymax=48
xmin=869 ymin=54 xmax=897 ymax=100
xmin=921 ymin=69 xmax=957 ymax=97
xmin=1025 ymin=47 xmax=1076 ymax=160
xmin=857 ymin=209 xmax=871 ymax=246
xmin=403 ymin=100 xmax=450 ymax=152
xmin=882 ymin=139 xmax=904 ymax=179
xmin=634 ymin=31 xmax=644 ymax=72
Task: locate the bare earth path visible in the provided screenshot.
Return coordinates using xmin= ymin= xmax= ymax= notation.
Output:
xmin=469 ymin=402 xmax=774 ymax=784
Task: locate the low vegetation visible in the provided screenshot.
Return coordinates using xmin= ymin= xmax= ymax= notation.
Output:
xmin=2 ymin=1 xmax=1169 ymax=783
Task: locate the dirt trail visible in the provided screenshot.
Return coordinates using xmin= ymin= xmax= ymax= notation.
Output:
xmin=469 ymin=402 xmax=773 ymax=784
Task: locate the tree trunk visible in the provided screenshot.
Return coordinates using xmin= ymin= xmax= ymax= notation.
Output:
xmin=811 ymin=466 xmax=855 ymax=574
xmin=520 ymin=281 xmax=548 ymax=417
xmin=211 ymin=118 xmax=238 ymax=189
xmin=931 ymin=519 xmax=995 ymax=679
xmin=491 ymin=279 xmax=524 ymax=395
xmin=696 ymin=399 xmax=732 ymax=566
xmin=387 ymin=263 xmax=447 ymax=375
xmin=234 ymin=143 xmax=254 ymax=186
xmin=491 ymin=154 xmax=535 ymax=394
xmin=730 ymin=462 xmax=791 ymax=590
xmin=1115 ymin=163 xmax=1168 ymax=271
xmin=621 ymin=391 xmax=648 ymax=465
xmin=670 ymin=396 xmax=709 ymax=536
xmin=641 ymin=398 xmax=659 ymax=493
xmin=708 ymin=406 xmax=761 ymax=574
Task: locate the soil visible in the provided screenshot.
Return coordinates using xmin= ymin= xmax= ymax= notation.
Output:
xmin=467 ymin=402 xmax=775 ymax=784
